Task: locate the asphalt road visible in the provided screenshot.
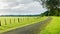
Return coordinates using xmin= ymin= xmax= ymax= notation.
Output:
xmin=1 ymin=17 xmax=52 ymax=34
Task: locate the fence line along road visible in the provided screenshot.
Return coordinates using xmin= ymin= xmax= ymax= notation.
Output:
xmin=1 ymin=17 xmax=52 ymax=34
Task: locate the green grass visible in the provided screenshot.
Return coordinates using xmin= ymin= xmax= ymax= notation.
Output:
xmin=0 ymin=16 xmax=47 ymax=33
xmin=40 ymin=16 xmax=60 ymax=34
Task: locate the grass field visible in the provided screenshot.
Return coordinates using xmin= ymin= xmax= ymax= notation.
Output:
xmin=40 ymin=16 xmax=60 ymax=34
xmin=0 ymin=16 xmax=47 ymax=33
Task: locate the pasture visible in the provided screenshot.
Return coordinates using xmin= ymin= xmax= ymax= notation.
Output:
xmin=0 ymin=16 xmax=47 ymax=33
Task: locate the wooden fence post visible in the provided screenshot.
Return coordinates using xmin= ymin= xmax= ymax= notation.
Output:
xmin=0 ymin=20 xmax=1 ymax=26
xmin=5 ymin=19 xmax=7 ymax=25
xmin=18 ymin=18 xmax=19 ymax=23
xmin=14 ymin=18 xmax=15 ymax=23
xmin=10 ymin=18 xmax=11 ymax=24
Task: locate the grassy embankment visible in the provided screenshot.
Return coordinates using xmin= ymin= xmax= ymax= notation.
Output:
xmin=0 ymin=16 xmax=47 ymax=33
xmin=40 ymin=16 xmax=60 ymax=34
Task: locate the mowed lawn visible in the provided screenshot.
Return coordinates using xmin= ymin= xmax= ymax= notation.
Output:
xmin=0 ymin=16 xmax=47 ymax=33
xmin=40 ymin=16 xmax=60 ymax=34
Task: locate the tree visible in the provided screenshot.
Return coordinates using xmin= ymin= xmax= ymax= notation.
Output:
xmin=40 ymin=0 xmax=60 ymax=16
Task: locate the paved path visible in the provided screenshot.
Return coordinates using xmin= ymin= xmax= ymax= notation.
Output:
xmin=1 ymin=17 xmax=52 ymax=34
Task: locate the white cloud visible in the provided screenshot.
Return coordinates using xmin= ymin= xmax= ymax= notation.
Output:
xmin=0 ymin=0 xmax=47 ymax=15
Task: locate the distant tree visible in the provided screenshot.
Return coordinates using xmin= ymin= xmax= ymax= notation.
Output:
xmin=40 ymin=11 xmax=49 ymax=16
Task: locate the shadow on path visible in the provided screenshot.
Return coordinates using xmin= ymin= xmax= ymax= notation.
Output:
xmin=1 ymin=17 xmax=52 ymax=34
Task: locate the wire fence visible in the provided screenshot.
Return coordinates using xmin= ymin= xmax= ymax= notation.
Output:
xmin=0 ymin=17 xmax=40 ymax=26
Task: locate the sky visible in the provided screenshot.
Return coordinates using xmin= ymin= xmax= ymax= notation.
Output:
xmin=0 ymin=0 xmax=47 ymax=15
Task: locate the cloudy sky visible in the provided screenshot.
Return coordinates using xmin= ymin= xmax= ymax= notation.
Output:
xmin=0 ymin=0 xmax=47 ymax=15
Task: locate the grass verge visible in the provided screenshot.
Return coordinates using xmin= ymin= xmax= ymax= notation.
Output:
xmin=40 ymin=16 xmax=60 ymax=34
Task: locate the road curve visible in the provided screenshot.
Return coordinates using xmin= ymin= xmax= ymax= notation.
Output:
xmin=1 ymin=17 xmax=52 ymax=34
